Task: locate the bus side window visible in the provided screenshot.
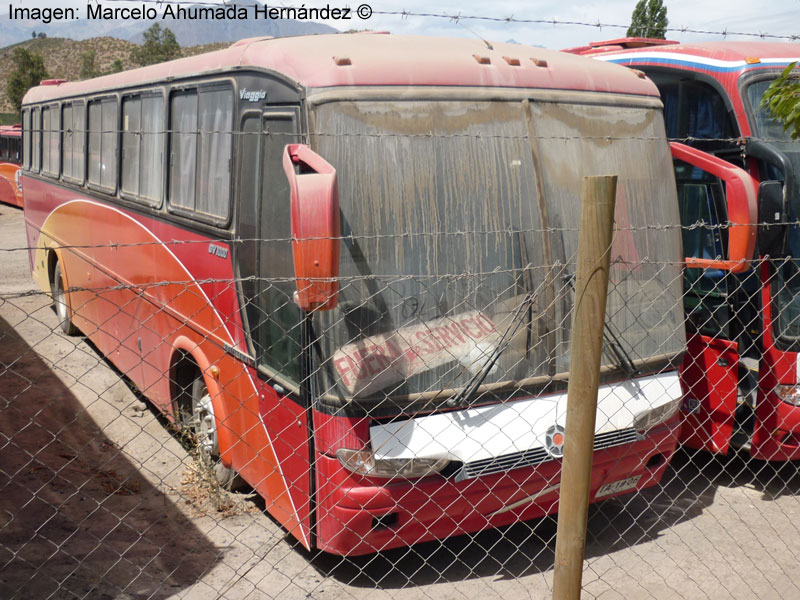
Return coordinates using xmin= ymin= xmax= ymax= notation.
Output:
xmin=169 ymin=91 xmax=198 ymax=211
xmin=62 ymin=103 xmax=73 ymax=177
xmin=42 ymin=106 xmax=51 ymax=174
xmin=62 ymin=101 xmax=85 ymax=183
xmin=168 ymin=87 xmax=232 ymax=221
xmin=42 ymin=104 xmax=61 ymax=177
xmin=88 ymin=98 xmax=118 ymax=191
xmin=74 ymin=102 xmax=85 ymax=181
xmin=121 ymin=96 xmax=142 ymax=197
xmin=140 ymin=95 xmax=164 ymax=204
xmin=196 ymin=88 xmax=232 ymax=219
xmin=22 ymin=109 xmax=30 ymax=170
xmin=31 ymin=107 xmax=41 ymax=173
xmin=122 ymin=93 xmax=164 ymax=205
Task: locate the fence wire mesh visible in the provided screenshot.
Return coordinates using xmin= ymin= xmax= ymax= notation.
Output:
xmin=5 ymin=196 xmax=800 ymax=599
xmin=5 ymin=22 xmax=800 ymax=598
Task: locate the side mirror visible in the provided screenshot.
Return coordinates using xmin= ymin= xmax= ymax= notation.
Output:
xmin=282 ymin=143 xmax=340 ymax=311
xmin=757 ymin=180 xmax=787 ymax=257
xmin=670 ymin=142 xmax=758 ymax=273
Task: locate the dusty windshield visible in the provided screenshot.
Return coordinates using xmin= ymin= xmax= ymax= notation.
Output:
xmin=311 ymin=97 xmax=684 ymax=407
xmin=747 ymin=79 xmax=800 ymax=345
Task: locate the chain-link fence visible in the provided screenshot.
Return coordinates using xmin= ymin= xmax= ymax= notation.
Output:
xmin=5 ymin=12 xmax=800 ymax=599
xmin=5 ymin=198 xmax=800 ymax=600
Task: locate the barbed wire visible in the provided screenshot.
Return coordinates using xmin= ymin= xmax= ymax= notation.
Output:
xmin=0 ymin=215 xmax=772 ymax=254
xmin=19 ymin=126 xmax=796 ymax=146
xmin=6 ymin=8 xmax=800 ymax=600
xmin=96 ymin=0 xmax=800 ymax=42
xmin=0 ymin=257 xmax=690 ymax=296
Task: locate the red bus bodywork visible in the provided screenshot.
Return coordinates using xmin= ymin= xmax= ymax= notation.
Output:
xmin=23 ymin=34 xmax=685 ymax=555
xmin=0 ymin=125 xmax=23 ymax=208
xmin=566 ymin=38 xmax=800 ymax=461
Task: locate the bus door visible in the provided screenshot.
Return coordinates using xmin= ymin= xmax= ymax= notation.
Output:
xmin=671 ymin=147 xmax=759 ymax=454
xmin=745 ymin=145 xmax=800 ymax=460
xmin=676 ymin=161 xmax=739 ymax=453
xmin=239 ymin=107 xmax=315 ymax=548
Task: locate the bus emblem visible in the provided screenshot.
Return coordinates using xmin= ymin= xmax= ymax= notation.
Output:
xmin=545 ymin=424 xmax=566 ymax=458
xmin=240 ymin=88 xmax=267 ymax=102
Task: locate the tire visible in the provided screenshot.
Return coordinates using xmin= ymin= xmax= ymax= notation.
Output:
xmin=52 ymin=261 xmax=79 ymax=336
xmin=186 ymin=376 xmax=245 ymax=491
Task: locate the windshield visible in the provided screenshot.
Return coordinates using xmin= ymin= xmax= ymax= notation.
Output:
xmin=746 ymin=79 xmax=800 ymax=346
xmin=311 ymin=97 xmax=684 ymax=407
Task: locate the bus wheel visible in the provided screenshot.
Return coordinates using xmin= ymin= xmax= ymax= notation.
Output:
xmin=188 ymin=376 xmax=245 ymax=491
xmin=52 ymin=261 xmax=79 ymax=336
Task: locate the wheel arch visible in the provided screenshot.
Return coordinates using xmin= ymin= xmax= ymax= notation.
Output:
xmin=168 ymin=336 xmax=235 ymax=465
xmin=46 ymin=247 xmax=60 ymax=290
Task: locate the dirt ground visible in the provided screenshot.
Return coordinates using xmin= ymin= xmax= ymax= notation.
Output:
xmin=2 ymin=205 xmax=800 ymax=600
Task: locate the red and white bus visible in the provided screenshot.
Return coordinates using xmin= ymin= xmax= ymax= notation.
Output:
xmin=23 ymin=34 xmax=722 ymax=555
xmin=566 ymin=38 xmax=800 ymax=461
xmin=0 ymin=124 xmax=23 ymax=208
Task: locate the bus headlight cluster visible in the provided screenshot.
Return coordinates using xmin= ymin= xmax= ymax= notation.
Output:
xmin=775 ymin=385 xmax=800 ymax=406
xmin=633 ymin=397 xmax=682 ymax=433
xmin=336 ymin=448 xmax=450 ymax=479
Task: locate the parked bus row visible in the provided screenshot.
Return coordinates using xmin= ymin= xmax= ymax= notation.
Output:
xmin=18 ymin=33 xmax=788 ymax=555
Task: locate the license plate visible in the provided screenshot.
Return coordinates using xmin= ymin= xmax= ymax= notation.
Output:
xmin=595 ymin=475 xmax=641 ymax=498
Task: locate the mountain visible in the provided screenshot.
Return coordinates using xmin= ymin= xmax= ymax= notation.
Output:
xmin=0 ymin=37 xmax=231 ymax=113
xmin=0 ymin=2 xmax=337 ymax=47
xmin=0 ymin=2 xmax=340 ymax=113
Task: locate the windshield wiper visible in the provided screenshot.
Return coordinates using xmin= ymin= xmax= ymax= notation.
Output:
xmin=446 ymin=293 xmax=536 ymax=408
xmin=563 ymin=272 xmax=638 ymax=378
xmin=601 ymin=318 xmax=639 ymax=378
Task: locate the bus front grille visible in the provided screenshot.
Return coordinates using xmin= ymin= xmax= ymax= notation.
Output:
xmin=455 ymin=428 xmax=643 ymax=481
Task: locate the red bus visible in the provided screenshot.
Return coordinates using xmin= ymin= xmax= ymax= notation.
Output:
xmin=22 ymin=34 xmax=725 ymax=555
xmin=0 ymin=124 xmax=23 ymax=208
xmin=565 ymin=38 xmax=800 ymax=461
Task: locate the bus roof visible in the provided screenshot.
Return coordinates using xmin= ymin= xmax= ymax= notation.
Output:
xmin=0 ymin=124 xmax=21 ymax=138
xmin=24 ymin=33 xmax=658 ymax=104
xmin=563 ymin=38 xmax=800 ymax=71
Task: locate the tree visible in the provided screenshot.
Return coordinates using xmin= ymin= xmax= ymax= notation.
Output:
xmin=130 ymin=24 xmax=181 ymax=66
xmin=6 ymin=48 xmax=48 ymax=113
xmin=110 ymin=59 xmax=124 ymax=74
xmin=627 ymin=0 xmax=669 ymax=39
xmin=80 ymin=49 xmax=99 ymax=80
xmin=762 ymin=62 xmax=800 ymax=139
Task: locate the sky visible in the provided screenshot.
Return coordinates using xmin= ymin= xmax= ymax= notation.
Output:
xmin=11 ymin=0 xmax=800 ymax=50
xmin=337 ymin=0 xmax=800 ymax=49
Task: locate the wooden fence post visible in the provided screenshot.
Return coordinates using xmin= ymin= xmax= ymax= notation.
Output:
xmin=552 ymin=175 xmax=618 ymax=600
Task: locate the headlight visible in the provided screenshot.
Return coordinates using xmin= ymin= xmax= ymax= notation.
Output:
xmin=775 ymin=385 xmax=800 ymax=406
xmin=336 ymin=448 xmax=450 ymax=479
xmin=633 ymin=397 xmax=682 ymax=433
